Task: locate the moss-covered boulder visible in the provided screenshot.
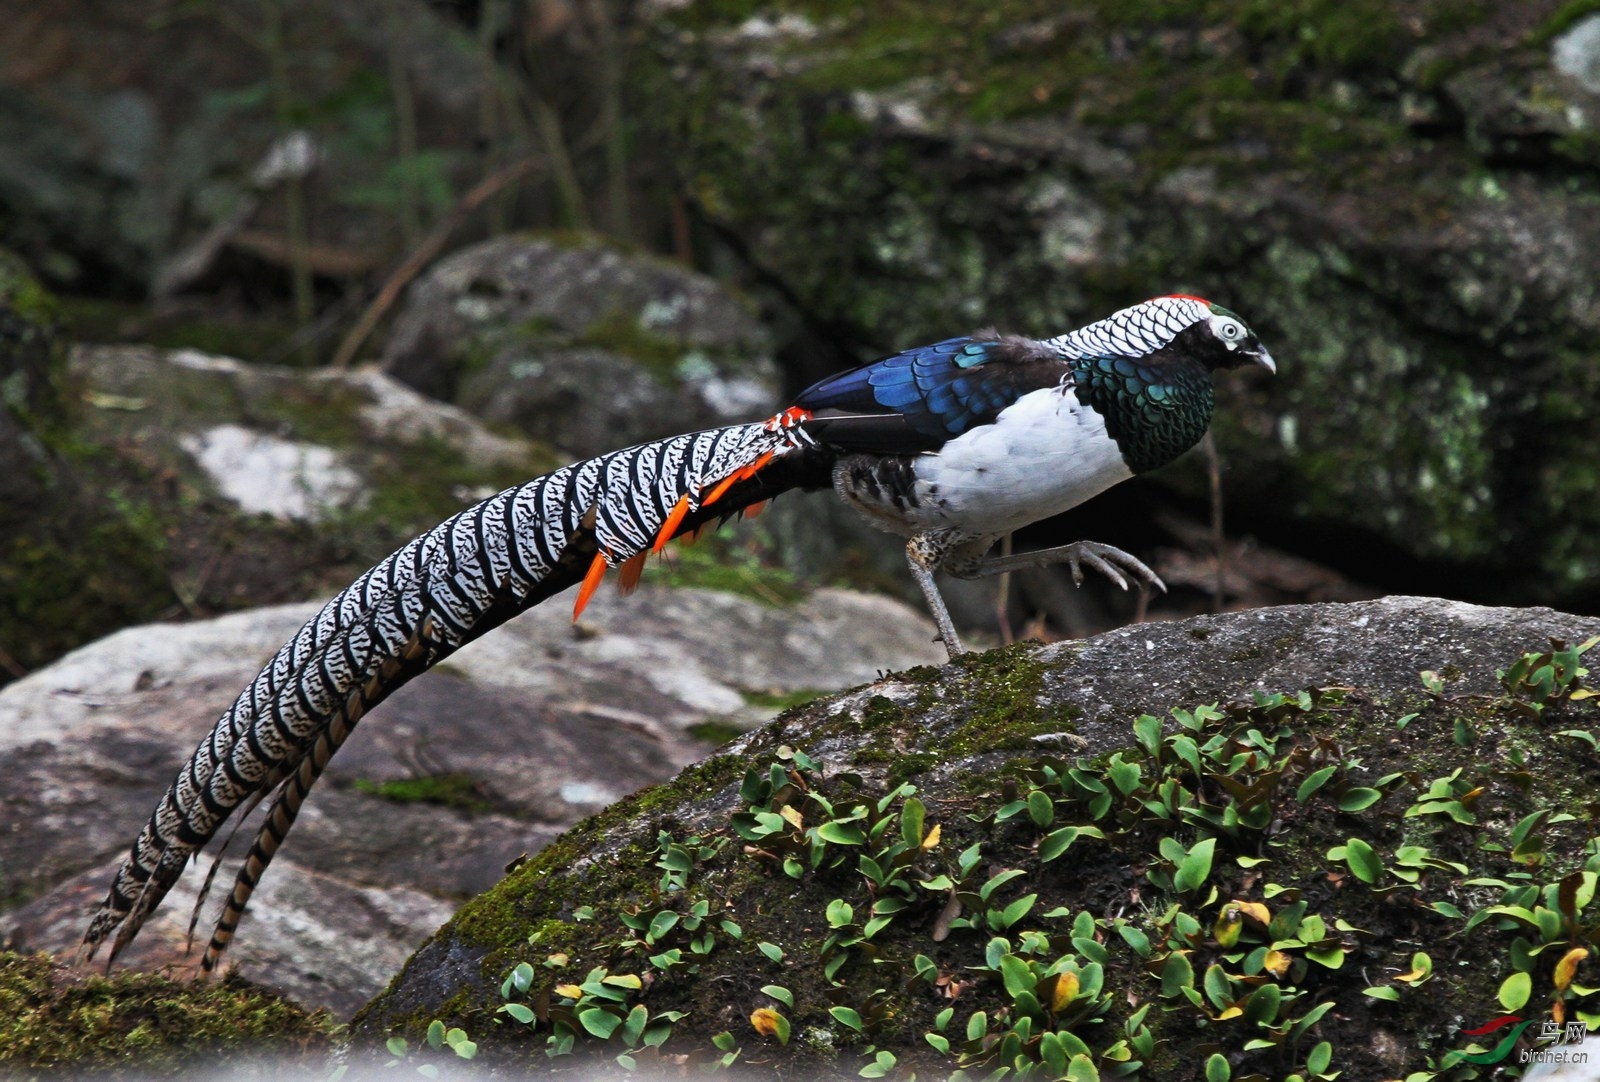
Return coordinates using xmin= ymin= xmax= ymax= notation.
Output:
xmin=352 ymin=595 xmax=1600 ymax=1079
xmin=0 ymin=249 xmax=172 ymax=682
xmin=629 ymin=1 xmax=1600 ymax=611
xmin=0 ymin=951 xmax=334 ymax=1078
xmin=381 ymin=233 xmax=781 ymax=458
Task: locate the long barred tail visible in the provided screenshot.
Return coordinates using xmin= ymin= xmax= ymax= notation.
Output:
xmin=82 ymin=411 xmax=824 ymax=971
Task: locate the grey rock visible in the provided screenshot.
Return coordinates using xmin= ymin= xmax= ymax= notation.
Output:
xmin=68 ymin=341 xmax=541 ymax=555
xmin=0 ymin=583 xmax=942 ymax=1016
xmin=382 ymin=234 xmax=780 ymax=456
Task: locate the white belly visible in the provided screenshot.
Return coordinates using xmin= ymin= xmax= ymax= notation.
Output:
xmin=904 ymin=387 xmax=1133 ymax=535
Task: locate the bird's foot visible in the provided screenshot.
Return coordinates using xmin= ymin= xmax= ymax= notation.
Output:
xmin=973 ymin=540 xmax=1166 ymax=595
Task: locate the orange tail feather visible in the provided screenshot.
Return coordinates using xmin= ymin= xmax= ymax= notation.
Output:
xmin=653 ymin=494 xmax=692 ymax=553
xmin=617 ymin=552 xmax=648 ymax=595
xmin=573 ymin=553 xmax=610 ymax=620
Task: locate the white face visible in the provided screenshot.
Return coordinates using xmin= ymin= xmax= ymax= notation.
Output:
xmin=1209 ymin=312 xmax=1249 ymax=350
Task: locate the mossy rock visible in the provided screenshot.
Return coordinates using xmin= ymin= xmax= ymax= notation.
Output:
xmin=352 ymin=596 xmax=1600 ymax=1079
xmin=0 ymin=951 xmax=336 ymax=1078
xmin=628 ymin=1 xmax=1600 ymax=609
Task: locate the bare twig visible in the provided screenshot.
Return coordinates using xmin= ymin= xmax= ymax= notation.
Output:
xmin=330 ymin=156 xmax=544 ymax=368
xmin=996 ymin=532 xmax=1014 ymax=645
xmin=1202 ymin=431 xmax=1227 ymax=613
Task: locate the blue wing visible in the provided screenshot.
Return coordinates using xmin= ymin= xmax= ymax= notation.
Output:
xmin=794 ymin=336 xmax=1068 ymax=452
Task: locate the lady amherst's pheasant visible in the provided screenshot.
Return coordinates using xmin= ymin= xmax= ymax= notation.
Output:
xmin=83 ymin=294 xmax=1275 ymax=971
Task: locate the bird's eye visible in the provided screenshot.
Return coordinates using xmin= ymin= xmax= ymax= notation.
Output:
xmin=1219 ymin=321 xmax=1241 ymax=339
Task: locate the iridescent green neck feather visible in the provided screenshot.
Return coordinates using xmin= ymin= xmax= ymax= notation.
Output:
xmin=1069 ymin=355 xmax=1215 ymax=474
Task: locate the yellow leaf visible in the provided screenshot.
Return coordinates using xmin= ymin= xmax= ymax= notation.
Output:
xmin=1235 ymin=901 xmax=1271 ymax=926
xmin=751 ymin=1008 xmax=784 ymax=1038
xmin=1263 ymin=950 xmax=1292 ymax=977
xmin=554 ymin=984 xmax=584 ymax=1001
xmin=1554 ymin=947 xmax=1589 ymax=993
xmin=1214 ymin=906 xmax=1243 ymax=949
xmin=922 ymin=823 xmax=942 ymax=850
xmin=545 ymin=952 xmax=570 ymax=967
xmin=1216 ymin=1006 xmax=1244 ymax=1020
xmin=1052 ymin=971 xmax=1080 ymax=1013
xmin=780 ymin=804 xmax=803 ymax=829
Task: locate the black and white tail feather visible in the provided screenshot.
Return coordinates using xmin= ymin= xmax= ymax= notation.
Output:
xmin=81 ymin=416 xmax=819 ymax=972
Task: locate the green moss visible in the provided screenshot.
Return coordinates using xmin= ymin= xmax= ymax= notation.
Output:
xmin=0 ymin=493 xmax=174 ymax=676
xmin=353 ymin=773 xmax=492 ymax=813
xmin=1531 ymin=0 xmax=1600 ymax=44
xmin=573 ymin=309 xmax=692 ymax=386
xmin=686 ymin=719 xmax=745 ymax=745
xmin=654 ymin=527 xmax=803 ymax=605
xmin=0 ymin=951 xmax=336 ymax=1075
xmin=741 ymin=687 xmax=828 ymax=710
xmin=938 ymin=644 xmax=1079 ymax=757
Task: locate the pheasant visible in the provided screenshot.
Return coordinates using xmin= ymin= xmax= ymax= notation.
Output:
xmin=81 ymin=294 xmax=1274 ymax=972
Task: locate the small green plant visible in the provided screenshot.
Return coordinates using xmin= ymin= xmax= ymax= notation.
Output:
xmin=1498 ymin=637 xmax=1599 ymax=717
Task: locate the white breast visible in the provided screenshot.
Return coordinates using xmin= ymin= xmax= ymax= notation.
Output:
xmin=909 ymin=386 xmax=1133 ymax=534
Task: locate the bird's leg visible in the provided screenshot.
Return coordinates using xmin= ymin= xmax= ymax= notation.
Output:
xmin=963 ymin=540 xmax=1167 ymax=595
xmin=906 ymin=534 xmax=967 ymax=658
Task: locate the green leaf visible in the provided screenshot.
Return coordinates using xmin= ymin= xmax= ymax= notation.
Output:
xmin=860 ymin=1050 xmax=897 ymax=1078
xmin=1337 ymin=788 xmax=1382 ymax=812
xmin=502 ymin=1002 xmax=536 ymax=1024
xmin=817 ymin=821 xmax=867 ymax=845
xmin=1243 ymin=983 xmax=1281 ymax=1025
xmin=1134 ymin=714 xmax=1164 ymax=759
xmin=1068 ymin=1052 xmax=1102 ymax=1082
xmin=1041 ymin=825 xmax=1104 ymax=862
xmin=1205 ymin=1052 xmax=1231 ymax=1082
xmin=761 ymin=984 xmax=794 ymax=1008
xmin=1028 ymin=789 xmax=1055 ymax=828
xmin=1307 ymin=1042 xmax=1333 ymax=1076
xmin=1161 ymin=952 xmax=1195 ymax=997
xmin=579 ymin=1008 xmax=622 ymax=1039
xmin=1108 ymin=759 xmax=1142 ymax=795
xmin=1175 ymin=838 xmax=1218 ymax=893
xmin=1296 ymin=766 xmax=1338 ymax=803
xmin=925 ymin=1032 xmax=951 ymax=1054
xmin=1000 ymin=954 xmax=1035 ymax=998
xmin=1499 ymin=971 xmax=1532 ymax=1011
xmin=758 ymin=942 xmax=784 ymax=963
xmin=713 ymin=1031 xmax=737 ymax=1052
xmin=620 ymin=1005 xmax=649 ymax=1047
xmin=902 ymin=796 xmax=927 ymax=847
xmin=1363 ymin=986 xmax=1400 ymax=1002
xmin=648 ymin=911 xmax=679 ymax=942
xmin=995 ymin=893 xmax=1038 ymax=930
xmin=426 ymin=1020 xmax=445 ymax=1048
xmin=1118 ymin=923 xmax=1152 ymax=957
xmin=830 ymin=1006 xmax=864 ymax=1032
xmin=385 ymin=1037 xmax=408 ymax=1057
xmin=967 ymin=1010 xmax=989 ymax=1041
xmin=1343 ymin=837 xmax=1382 ymax=884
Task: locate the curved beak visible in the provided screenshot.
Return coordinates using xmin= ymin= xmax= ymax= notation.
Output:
xmin=1250 ymin=344 xmax=1277 ymax=374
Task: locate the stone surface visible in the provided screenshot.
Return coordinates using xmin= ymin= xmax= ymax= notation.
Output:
xmin=381 ymin=234 xmax=781 ymax=457
xmin=178 ymin=423 xmax=366 ymax=523
xmin=0 ymin=583 xmax=942 ymax=1016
